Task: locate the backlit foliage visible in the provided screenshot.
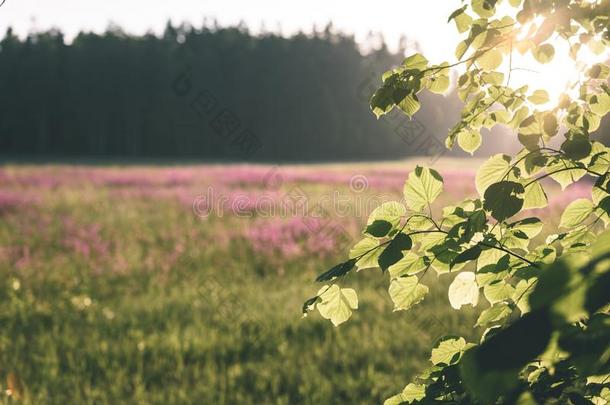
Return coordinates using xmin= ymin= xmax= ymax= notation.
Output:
xmin=304 ymin=0 xmax=610 ymax=403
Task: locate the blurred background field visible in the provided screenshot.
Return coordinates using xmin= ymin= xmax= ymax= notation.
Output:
xmin=1 ymin=1 xmax=608 ymax=403
xmin=0 ymin=160 xmax=593 ymax=403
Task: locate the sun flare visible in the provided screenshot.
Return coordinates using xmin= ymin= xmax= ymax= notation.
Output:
xmin=501 ymin=12 xmax=610 ymax=107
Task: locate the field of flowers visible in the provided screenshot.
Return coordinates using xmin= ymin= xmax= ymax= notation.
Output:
xmin=0 ymin=160 xmax=593 ymax=403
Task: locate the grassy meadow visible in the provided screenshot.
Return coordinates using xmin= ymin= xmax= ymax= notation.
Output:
xmin=0 ymin=160 xmax=590 ymax=404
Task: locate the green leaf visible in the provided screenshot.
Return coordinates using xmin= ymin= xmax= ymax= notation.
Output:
xmin=315 ymin=259 xmax=357 ymax=282
xmin=448 ymin=271 xmax=479 ymax=310
xmin=477 ymin=257 xmax=510 ymax=286
xmin=389 ymin=253 xmax=428 ymax=278
xmin=546 ymin=160 xmax=586 ymax=190
xmin=389 ymin=276 xmax=428 ymax=311
xmin=447 ymin=5 xmax=467 ymax=22
xmin=349 ymin=237 xmax=381 ymax=270
xmin=478 ymin=247 xmax=507 ymax=268
xmin=402 ymin=53 xmax=428 ymax=70
xmin=477 ymin=49 xmax=503 ymax=70
xmin=590 ymin=92 xmax=610 ymax=116
xmin=515 ymin=391 xmax=538 ymax=405
xmin=428 ymin=74 xmax=450 ymax=94
xmin=588 ymin=63 xmax=610 ymax=80
xmin=526 ymin=245 xmax=556 ymax=265
xmin=431 ymin=336 xmax=469 ymax=366
xmin=370 ymin=86 xmax=395 ymax=118
xmin=460 ymin=309 xmax=553 ymax=402
xmin=483 ymin=281 xmax=515 ymax=304
xmin=518 ymin=115 xmax=542 ymax=149
xmin=365 ymin=220 xmax=392 ymax=238
xmin=476 ymin=302 xmax=512 ymax=326
xmin=476 ymin=154 xmax=512 ymax=196
xmin=460 ymin=209 xmax=487 ymax=242
xmin=513 ymin=278 xmax=536 ymax=313
xmin=399 ymin=383 xmax=426 ymax=403
xmin=527 ymin=89 xmax=549 ymax=105
xmin=559 ymin=198 xmax=594 ymax=228
xmin=522 ymin=181 xmax=548 ymax=209
xmin=396 ymin=94 xmax=421 ymax=117
xmin=302 ymin=295 xmax=321 ymax=316
xmin=483 ymin=181 xmax=525 ymax=221
xmin=383 ymin=383 xmax=426 ymax=405
xmin=532 ymin=43 xmax=555 ymax=64
xmin=456 ymin=40 xmax=469 ymax=60
xmin=417 ymin=231 xmax=447 ymax=251
xmin=562 ymin=134 xmax=592 ymax=160
xmin=529 ymin=258 xmax=596 ymax=322
xmin=509 ymin=217 xmax=543 ymax=239
xmin=484 ymin=72 xmax=506 ymax=87
xmin=457 ymin=129 xmax=482 ymax=154
xmin=367 ymin=201 xmax=406 ymax=227
xmin=382 ymin=394 xmax=404 ymax=405
xmin=542 ymin=113 xmax=558 ymax=137
xmin=528 ymin=260 xmax=574 ymax=312
xmin=403 ymin=166 xmax=444 ymax=211
xmin=379 ymin=233 xmax=413 ymax=272
xmin=588 ymin=142 xmax=610 ymax=174
xmin=454 ymin=12 xmax=474 ymax=34
xmin=592 ymin=229 xmax=610 ymax=259
xmin=471 ymin=0 xmax=497 ymax=18
xmin=451 ymin=244 xmax=483 ymax=269
xmin=517 ymin=132 xmax=540 ymax=151
xmin=316 ymin=285 xmax=358 ymax=326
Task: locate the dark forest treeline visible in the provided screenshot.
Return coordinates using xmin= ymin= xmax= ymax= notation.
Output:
xmin=0 ymin=23 xmax=467 ymax=161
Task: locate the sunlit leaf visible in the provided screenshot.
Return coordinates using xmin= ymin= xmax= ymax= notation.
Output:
xmin=559 ymin=199 xmax=594 ymax=228
xmin=316 ymin=285 xmax=358 ymax=326
xmin=383 ymin=383 xmax=426 ymax=405
xmin=428 ymin=74 xmax=450 ymax=94
xmin=471 ymin=0 xmax=497 ymax=18
xmin=476 ymin=302 xmax=512 ymax=326
xmin=532 ymin=43 xmax=555 ymax=64
xmin=527 ymin=89 xmax=549 ymax=105
xmin=476 ymin=154 xmax=512 ymax=196
xmin=546 ymin=160 xmax=586 ymax=190
xmin=349 ymin=237 xmax=381 ymax=270
xmin=590 ymin=92 xmax=610 ymax=116
xmin=403 ymin=53 xmax=429 ymax=70
xmin=477 ymin=49 xmax=503 ymax=70
xmin=457 ymin=129 xmax=482 ymax=154
xmin=396 ymin=94 xmax=421 ymax=117
xmin=522 ymin=181 xmax=548 ymax=209
xmin=367 ymin=201 xmax=406 ymax=228
xmin=389 ymin=276 xmax=428 ymax=311
xmin=403 ymin=166 xmax=444 ymax=211
xmin=483 ymin=281 xmax=515 ymax=304
xmin=431 ymin=336 xmax=470 ymax=366
xmin=448 ymin=271 xmax=479 ymax=310
xmin=388 ymin=252 xmax=428 ymax=279
xmin=513 ymin=278 xmax=536 ymax=314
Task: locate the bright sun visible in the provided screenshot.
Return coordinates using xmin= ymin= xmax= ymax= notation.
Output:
xmin=504 ymin=13 xmax=610 ymax=106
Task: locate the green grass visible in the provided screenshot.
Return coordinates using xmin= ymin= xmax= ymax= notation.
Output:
xmin=0 ymin=163 xmax=483 ymax=404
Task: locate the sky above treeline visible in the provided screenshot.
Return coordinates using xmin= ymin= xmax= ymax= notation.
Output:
xmin=4 ymin=0 xmax=607 ymax=103
xmin=0 ymin=0 xmax=455 ymax=59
